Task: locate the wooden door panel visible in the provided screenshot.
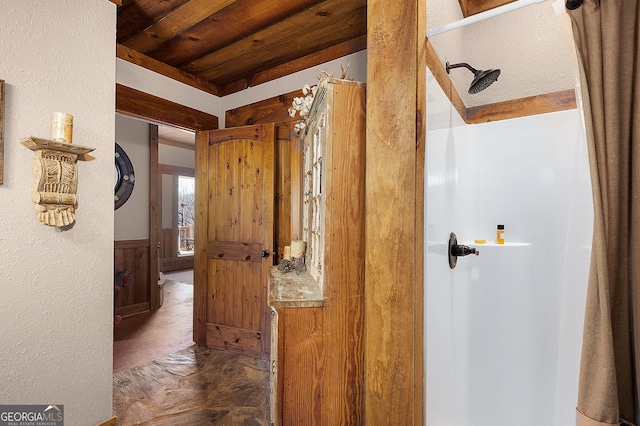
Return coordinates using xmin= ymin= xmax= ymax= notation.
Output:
xmin=206 ymin=258 xmax=261 ymax=328
xmin=195 ymin=123 xmax=274 ymax=359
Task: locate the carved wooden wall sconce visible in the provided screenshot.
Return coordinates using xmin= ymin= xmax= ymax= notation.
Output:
xmin=21 ymin=113 xmax=95 ymax=228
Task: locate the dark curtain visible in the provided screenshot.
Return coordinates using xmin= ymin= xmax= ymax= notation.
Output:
xmin=567 ymin=1 xmax=640 ymax=425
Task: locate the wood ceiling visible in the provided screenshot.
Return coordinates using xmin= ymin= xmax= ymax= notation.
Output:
xmin=116 ymin=0 xmax=367 ymax=97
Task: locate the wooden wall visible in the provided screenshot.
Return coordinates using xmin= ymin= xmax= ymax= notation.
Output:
xmin=114 ymin=239 xmax=151 ymax=317
xmin=159 ymin=229 xmax=194 ymax=271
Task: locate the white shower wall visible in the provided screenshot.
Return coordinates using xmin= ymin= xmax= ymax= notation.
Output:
xmin=425 ymin=70 xmax=592 ymax=425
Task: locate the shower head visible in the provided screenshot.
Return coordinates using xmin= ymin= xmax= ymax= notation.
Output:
xmin=445 ymin=62 xmax=501 ymax=94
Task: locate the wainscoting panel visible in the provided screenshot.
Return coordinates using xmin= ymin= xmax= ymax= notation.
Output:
xmin=115 ymin=239 xmax=151 ymax=317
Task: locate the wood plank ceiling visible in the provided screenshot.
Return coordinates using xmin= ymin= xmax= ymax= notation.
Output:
xmin=117 ymin=0 xmax=367 ymax=97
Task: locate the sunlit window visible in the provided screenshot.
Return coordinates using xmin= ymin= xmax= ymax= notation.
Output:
xmin=178 ymin=176 xmax=195 ymax=255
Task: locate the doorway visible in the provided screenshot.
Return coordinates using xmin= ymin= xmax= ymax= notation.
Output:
xmin=114 ymin=117 xmax=196 ymax=372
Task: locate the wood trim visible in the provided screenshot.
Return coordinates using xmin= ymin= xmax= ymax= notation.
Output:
xmin=365 ymin=0 xmax=418 ymax=423
xmin=207 ymin=241 xmax=263 ymax=263
xmin=206 ymin=323 xmax=262 ymax=358
xmin=158 ymin=164 xmax=195 ymax=177
xmin=117 ymin=45 xmax=220 ymax=96
xmin=119 ymin=302 xmax=151 ymax=317
xmin=465 ymin=89 xmax=577 ymax=124
xmin=160 ymin=256 xmax=194 ymax=272
xmin=425 ymin=39 xmax=467 ymax=121
xmin=193 ymin=130 xmax=209 ymax=345
xmin=207 ymin=125 xmax=265 ymax=144
xmin=149 ymin=124 xmax=161 ymax=310
xmin=290 ymin=128 xmax=303 ymax=241
xmin=96 ymin=415 xmax=117 ymax=426
xmin=225 ymin=89 xmax=300 ymax=127
xmin=415 ymin=0 xmax=427 ymax=423
xmin=116 ymin=84 xmax=219 ymax=131
xmin=108 ymin=0 xmax=121 ymax=5
xmin=171 ymin=175 xmax=179 ymax=261
xmin=114 ymin=239 xmax=150 ymax=249
xmin=260 ymin=123 xmax=276 ymax=360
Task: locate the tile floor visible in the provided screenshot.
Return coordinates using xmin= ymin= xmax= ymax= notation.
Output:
xmin=112 ymin=270 xmax=271 ymax=425
xmin=113 ymin=345 xmax=270 ymax=425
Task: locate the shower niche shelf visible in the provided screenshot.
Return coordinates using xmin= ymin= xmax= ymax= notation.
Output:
xmin=465 ymin=241 xmax=530 ymax=247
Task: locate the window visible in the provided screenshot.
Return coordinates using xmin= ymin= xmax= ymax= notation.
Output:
xmin=302 ymin=108 xmax=326 ymax=283
xmin=178 ymin=176 xmax=195 ymax=255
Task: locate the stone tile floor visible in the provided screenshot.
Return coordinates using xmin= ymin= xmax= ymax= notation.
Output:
xmin=113 ymin=345 xmax=270 ymax=425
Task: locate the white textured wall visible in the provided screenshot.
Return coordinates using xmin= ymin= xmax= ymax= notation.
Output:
xmin=220 ymin=50 xmax=367 ymax=127
xmin=159 ymin=144 xmax=195 ymax=169
xmin=115 ymin=114 xmax=150 ymax=241
xmin=117 ymin=58 xmax=222 ymax=118
xmin=427 ymin=0 xmax=576 ymax=108
xmin=116 ymin=47 xmax=365 ymax=129
xmin=0 ymin=1 xmax=116 ymax=424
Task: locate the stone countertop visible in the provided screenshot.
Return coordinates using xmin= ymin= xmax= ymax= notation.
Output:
xmin=268 ymin=266 xmax=325 ymax=308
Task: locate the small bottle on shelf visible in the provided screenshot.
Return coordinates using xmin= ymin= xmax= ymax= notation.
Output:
xmin=496 ymin=224 xmax=505 ymax=244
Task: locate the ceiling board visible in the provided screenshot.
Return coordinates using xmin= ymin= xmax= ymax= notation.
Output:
xmin=123 ymin=0 xmax=236 ymax=53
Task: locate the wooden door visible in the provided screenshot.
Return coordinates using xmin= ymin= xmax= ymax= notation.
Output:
xmin=194 ymin=124 xmax=275 ymax=359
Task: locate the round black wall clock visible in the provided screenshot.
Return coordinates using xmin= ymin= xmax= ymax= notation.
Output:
xmin=114 ymin=143 xmax=135 ymax=210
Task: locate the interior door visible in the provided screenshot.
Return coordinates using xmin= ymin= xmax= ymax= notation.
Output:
xmin=194 ymin=124 xmax=275 ymax=359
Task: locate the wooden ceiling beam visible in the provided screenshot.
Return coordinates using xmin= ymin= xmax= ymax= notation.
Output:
xmin=225 ymin=89 xmax=301 ymax=127
xmin=465 ymin=89 xmax=577 ymax=123
xmin=116 ymin=44 xmax=220 ymax=96
xmin=122 ymin=0 xmax=237 ymax=53
xmin=116 ymin=83 xmax=218 ymax=131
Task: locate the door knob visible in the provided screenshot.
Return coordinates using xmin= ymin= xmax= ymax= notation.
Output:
xmin=260 ymin=249 xmax=271 ymax=258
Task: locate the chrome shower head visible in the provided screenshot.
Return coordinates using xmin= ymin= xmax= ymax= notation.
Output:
xmin=446 ymin=62 xmax=501 ymax=94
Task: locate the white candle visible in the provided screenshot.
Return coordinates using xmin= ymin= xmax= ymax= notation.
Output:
xmin=51 ymin=112 xmax=73 ymax=143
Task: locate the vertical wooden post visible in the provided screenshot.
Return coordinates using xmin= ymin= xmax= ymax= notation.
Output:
xmin=193 ymin=130 xmax=209 ymax=345
xmin=149 ymin=124 xmax=161 ymax=309
xmin=415 ymin=0 xmax=427 ymax=422
xmin=365 ymin=0 xmax=424 ymax=424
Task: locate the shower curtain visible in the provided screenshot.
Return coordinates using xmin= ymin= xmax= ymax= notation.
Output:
xmin=567 ymin=1 xmax=640 ymax=425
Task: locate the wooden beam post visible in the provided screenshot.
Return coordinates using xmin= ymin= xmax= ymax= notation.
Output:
xmin=365 ymin=0 xmax=424 ymax=424
xmin=149 ymin=124 xmax=161 ymax=310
